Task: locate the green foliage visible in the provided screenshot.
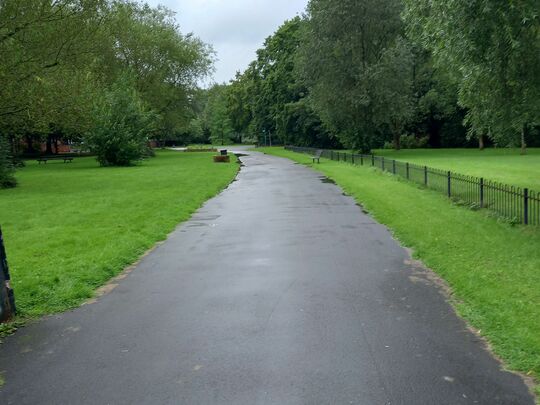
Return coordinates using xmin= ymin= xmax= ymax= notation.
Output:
xmin=85 ymin=75 xmax=156 ymax=166
xmin=217 ymin=1 xmax=539 ymax=152
xmin=194 ymin=17 xmax=338 ymax=149
xmin=103 ymin=2 xmax=213 ymax=141
xmin=250 ymin=17 xmax=331 ymax=146
xmin=202 ymin=84 xmax=235 ymax=145
xmin=0 ymin=151 xmax=238 ymax=316
xmin=0 ymin=0 xmax=213 ymax=181
xmin=299 ymin=0 xmax=408 ymax=151
xmin=369 ymin=38 xmax=416 ymax=149
xmin=404 ymin=0 xmax=540 ymax=151
xmin=384 ymin=135 xmax=429 ymax=150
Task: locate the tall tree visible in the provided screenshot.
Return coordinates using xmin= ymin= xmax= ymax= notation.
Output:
xmin=202 ymin=84 xmax=235 ymax=145
xmin=0 ymin=0 xmax=214 ymax=182
xmin=299 ymin=0 xmax=409 ymax=151
xmin=102 ymin=2 xmax=213 ymax=141
xmin=222 ymin=17 xmax=335 ymax=148
xmin=404 ymin=0 xmax=540 ymax=153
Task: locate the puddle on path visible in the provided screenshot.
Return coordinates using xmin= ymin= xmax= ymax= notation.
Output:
xmin=319 ymin=176 xmax=336 ymax=184
xmin=355 ymin=203 xmax=370 ymax=214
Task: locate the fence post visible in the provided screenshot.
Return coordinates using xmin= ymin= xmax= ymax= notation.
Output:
xmin=372 ymin=155 xmax=375 ymax=166
xmin=382 ymin=157 xmax=385 ymax=171
xmin=337 ymin=152 xmax=340 ymax=162
xmin=424 ymin=166 xmax=428 ymax=186
xmin=406 ymin=162 xmax=410 ymax=180
xmin=447 ymin=171 xmax=451 ymax=197
xmin=331 ymin=150 xmax=334 ymax=160
xmin=351 ymin=154 xmax=354 ymax=165
xmin=480 ymin=178 xmax=484 ymax=208
xmin=524 ymin=188 xmax=529 ymax=225
xmin=392 ymin=160 xmax=396 ymax=174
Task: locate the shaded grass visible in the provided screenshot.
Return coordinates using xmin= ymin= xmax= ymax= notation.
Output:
xmin=373 ymin=148 xmax=540 ymax=190
xmin=0 ymin=151 xmax=238 ymax=317
xmin=260 ymin=147 xmax=540 ymax=396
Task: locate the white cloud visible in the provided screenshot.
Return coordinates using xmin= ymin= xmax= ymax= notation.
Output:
xmin=144 ymin=0 xmax=308 ymax=84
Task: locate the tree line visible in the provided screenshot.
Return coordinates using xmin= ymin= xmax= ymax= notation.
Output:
xmin=0 ymin=0 xmax=212 ymax=187
xmin=198 ymin=0 xmax=540 ymax=153
xmin=2 ymin=0 xmax=539 ymax=189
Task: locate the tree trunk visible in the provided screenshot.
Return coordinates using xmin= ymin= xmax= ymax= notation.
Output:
xmin=393 ymin=132 xmax=401 ymax=150
xmin=520 ymin=127 xmax=527 ymax=155
xmin=45 ymin=136 xmax=53 ymax=155
xmin=478 ymin=134 xmax=484 ymax=150
xmin=9 ymin=136 xmax=15 ymax=155
xmin=25 ymin=136 xmax=35 ymax=153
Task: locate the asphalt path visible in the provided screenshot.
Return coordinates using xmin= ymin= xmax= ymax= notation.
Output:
xmin=0 ymin=150 xmax=533 ymax=404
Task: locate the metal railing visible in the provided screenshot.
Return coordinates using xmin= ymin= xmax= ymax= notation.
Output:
xmin=285 ymin=146 xmax=540 ymax=226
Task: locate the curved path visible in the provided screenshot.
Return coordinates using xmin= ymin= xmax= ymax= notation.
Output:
xmin=0 ymin=151 xmax=533 ymax=404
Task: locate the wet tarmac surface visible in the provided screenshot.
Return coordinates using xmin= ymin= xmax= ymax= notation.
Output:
xmin=0 ymin=151 xmax=534 ymax=404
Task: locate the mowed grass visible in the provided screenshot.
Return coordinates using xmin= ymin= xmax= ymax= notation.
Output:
xmin=374 ymin=148 xmax=540 ymax=190
xmin=260 ymin=147 xmax=540 ymax=395
xmin=0 ymin=150 xmax=238 ymax=317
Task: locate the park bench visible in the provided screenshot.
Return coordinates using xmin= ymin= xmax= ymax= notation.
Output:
xmin=37 ymin=156 xmax=74 ymax=164
xmin=312 ymin=149 xmax=323 ymax=163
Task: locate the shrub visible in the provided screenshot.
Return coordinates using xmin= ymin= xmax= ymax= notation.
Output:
xmin=385 ymin=134 xmax=430 ymax=149
xmin=85 ymin=76 xmax=156 ymax=166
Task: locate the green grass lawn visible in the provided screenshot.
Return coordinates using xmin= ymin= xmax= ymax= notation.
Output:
xmin=373 ymin=148 xmax=540 ymax=190
xmin=259 ymin=147 xmax=540 ymax=397
xmin=0 ymin=150 xmax=238 ymax=318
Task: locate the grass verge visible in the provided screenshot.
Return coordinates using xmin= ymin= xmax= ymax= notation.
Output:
xmin=0 ymin=150 xmax=238 ymax=318
xmin=373 ymin=148 xmax=540 ymax=190
xmin=259 ymin=147 xmax=540 ymax=397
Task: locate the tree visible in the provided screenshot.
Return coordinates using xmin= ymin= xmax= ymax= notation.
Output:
xmin=407 ymin=47 xmax=467 ymax=149
xmin=217 ymin=17 xmax=335 ymax=148
xmin=369 ymin=38 xmax=415 ymax=150
xmin=102 ymin=2 xmax=214 ymax=142
xmin=202 ymin=85 xmax=235 ymax=145
xmin=404 ymin=0 xmax=540 ymax=153
xmin=0 ymin=0 xmax=214 ymax=182
xmin=299 ymin=0 xmax=411 ymax=151
xmin=84 ymin=74 xmax=156 ymax=166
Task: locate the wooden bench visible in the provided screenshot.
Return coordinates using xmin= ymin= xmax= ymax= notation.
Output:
xmin=312 ymin=149 xmax=323 ymax=163
xmin=37 ymin=156 xmax=74 ymax=164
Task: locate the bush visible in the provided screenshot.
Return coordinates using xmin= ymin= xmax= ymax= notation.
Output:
xmin=385 ymin=134 xmax=430 ymax=149
xmin=85 ymin=75 xmax=156 ymax=166
xmin=0 ymin=137 xmax=17 ymax=189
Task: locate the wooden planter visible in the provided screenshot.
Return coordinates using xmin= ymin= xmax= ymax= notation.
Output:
xmin=213 ymin=155 xmax=230 ymax=163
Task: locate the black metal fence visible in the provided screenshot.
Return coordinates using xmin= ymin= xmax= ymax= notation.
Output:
xmin=285 ymin=146 xmax=540 ymax=226
xmin=0 ymin=226 xmax=16 ymax=322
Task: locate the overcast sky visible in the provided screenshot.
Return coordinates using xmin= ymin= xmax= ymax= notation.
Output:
xmin=144 ymin=0 xmax=308 ymax=85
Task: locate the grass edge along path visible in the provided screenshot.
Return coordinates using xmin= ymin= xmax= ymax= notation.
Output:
xmin=0 ymin=150 xmax=239 ymax=327
xmin=258 ymin=147 xmax=540 ymax=399
xmin=373 ymin=148 xmax=540 ymax=191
